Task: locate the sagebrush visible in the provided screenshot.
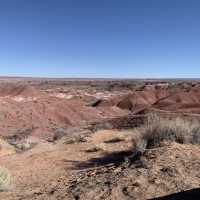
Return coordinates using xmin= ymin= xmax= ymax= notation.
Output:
xmin=142 ymin=113 xmax=200 ymax=148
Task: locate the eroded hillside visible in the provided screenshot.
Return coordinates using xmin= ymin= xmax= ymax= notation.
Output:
xmin=0 ymin=79 xmax=199 ymax=200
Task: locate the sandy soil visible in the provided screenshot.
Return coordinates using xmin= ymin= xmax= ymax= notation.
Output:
xmin=0 ymin=79 xmax=199 ymax=199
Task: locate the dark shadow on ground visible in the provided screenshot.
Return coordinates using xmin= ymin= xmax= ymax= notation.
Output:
xmin=149 ymin=188 xmax=200 ymax=200
xmin=64 ymin=150 xmax=142 ymax=170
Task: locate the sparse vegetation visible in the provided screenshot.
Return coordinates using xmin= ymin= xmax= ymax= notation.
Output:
xmin=1 ymin=80 xmax=200 ymax=199
xmin=0 ymin=167 xmax=12 ymax=191
xmin=143 ymin=113 xmax=200 ymax=148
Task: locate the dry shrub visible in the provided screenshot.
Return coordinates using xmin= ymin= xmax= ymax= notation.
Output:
xmin=143 ymin=113 xmax=200 ymax=148
xmin=0 ymin=167 xmax=13 ymax=191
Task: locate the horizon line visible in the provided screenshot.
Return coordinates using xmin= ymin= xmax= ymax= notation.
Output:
xmin=0 ymin=75 xmax=200 ymax=81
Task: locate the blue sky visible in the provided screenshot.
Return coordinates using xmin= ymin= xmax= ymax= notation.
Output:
xmin=0 ymin=0 xmax=200 ymax=78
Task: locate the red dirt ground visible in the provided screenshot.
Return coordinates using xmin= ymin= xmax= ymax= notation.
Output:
xmin=0 ymin=79 xmax=200 ymax=200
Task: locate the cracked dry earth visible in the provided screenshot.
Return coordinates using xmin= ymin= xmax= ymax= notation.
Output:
xmin=0 ymin=129 xmax=200 ymax=200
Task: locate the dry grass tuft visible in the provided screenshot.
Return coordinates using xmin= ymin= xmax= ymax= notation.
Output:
xmin=143 ymin=113 xmax=200 ymax=148
xmin=0 ymin=166 xmax=13 ymax=191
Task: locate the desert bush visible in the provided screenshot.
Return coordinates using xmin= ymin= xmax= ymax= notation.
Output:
xmin=143 ymin=113 xmax=200 ymax=148
xmin=53 ymin=128 xmax=66 ymax=141
xmin=191 ymin=127 xmax=200 ymax=145
xmin=0 ymin=167 xmax=13 ymax=191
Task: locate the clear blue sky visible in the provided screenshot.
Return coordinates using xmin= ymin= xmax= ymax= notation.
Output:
xmin=0 ymin=0 xmax=200 ymax=78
